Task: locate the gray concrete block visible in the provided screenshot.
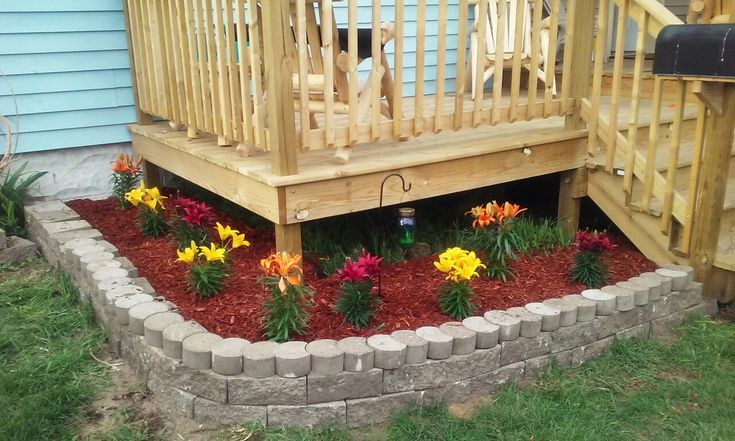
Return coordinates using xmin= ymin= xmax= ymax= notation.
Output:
xmin=562 ymin=294 xmax=597 ymax=321
xmin=275 ymin=341 xmax=311 ymax=378
xmin=630 ymin=276 xmax=661 ymax=301
xmin=151 ymin=353 xmax=228 ymax=403
xmin=415 ymin=326 xmax=453 ymax=359
xmin=571 ymin=336 xmax=614 ymax=366
xmin=601 ymin=285 xmax=635 ymax=311
xmin=182 ymin=332 xmax=223 ymax=370
xmin=228 ymin=375 xmax=306 ymax=405
xmin=391 ymin=330 xmax=428 ymax=364
xmin=467 ymin=361 xmax=525 ymax=397
xmin=506 ymin=306 xmax=543 ymax=337
xmin=669 ymin=285 xmax=703 ymax=311
xmin=337 ymin=337 xmax=375 ymax=372
xmin=193 ymin=397 xmax=266 ymax=426
xmin=640 ymin=271 xmax=672 ymax=295
xmin=307 ymin=369 xmax=383 ymax=404
xmin=594 ymin=309 xmax=641 ymax=339
xmin=105 ymin=285 xmax=144 ymax=307
xmin=439 ymin=322 xmax=477 ymax=355
xmin=144 ymin=312 xmax=185 ymax=347
xmin=115 ymin=293 xmax=154 ymax=324
xmin=162 ymin=321 xmax=208 ymax=359
xmin=0 ymin=228 xmax=6 ymax=249
xmin=461 ymin=316 xmax=499 ymax=348
xmin=616 ymin=322 xmax=651 ymax=340
xmin=0 ymin=236 xmax=38 ymax=264
xmin=656 ymin=268 xmax=688 ymax=291
xmin=92 ymin=266 xmax=129 ymax=283
xmin=129 ymin=301 xmax=170 ymax=335
xmin=663 ymin=264 xmax=694 ymax=285
xmin=484 ymin=310 xmax=521 ymax=341
xmin=268 ymin=401 xmax=346 ymax=428
xmin=550 ymin=320 xmax=597 ymax=353
xmin=382 ymin=346 xmax=500 ymax=393
xmin=242 ymin=341 xmax=279 ymax=378
xmin=346 ymin=391 xmax=420 ymax=429
xmin=525 ymin=302 xmax=561 ymax=331
xmin=367 ymin=334 xmax=406 ymax=369
xmin=147 ymin=371 xmax=195 ymax=419
xmin=500 ymin=333 xmax=551 ymax=366
xmin=617 ymin=281 xmax=649 ymax=306
xmin=306 ymin=339 xmax=344 ymax=375
xmin=211 ymin=338 xmax=250 ymax=376
xmin=542 ymin=298 xmax=578 ymax=327
xmin=581 ymin=289 xmax=616 ymax=315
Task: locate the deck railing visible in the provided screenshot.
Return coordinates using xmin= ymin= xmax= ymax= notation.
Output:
xmin=124 ymin=0 xmax=587 ymax=168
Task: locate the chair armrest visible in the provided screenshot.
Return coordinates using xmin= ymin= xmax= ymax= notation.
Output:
xmin=381 ymin=22 xmax=396 ymax=45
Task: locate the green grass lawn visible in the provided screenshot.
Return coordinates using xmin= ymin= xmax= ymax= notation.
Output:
xmin=2 ymin=257 xmax=734 ymax=441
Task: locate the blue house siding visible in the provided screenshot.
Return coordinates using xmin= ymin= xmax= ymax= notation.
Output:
xmin=0 ymin=0 xmax=136 ymax=154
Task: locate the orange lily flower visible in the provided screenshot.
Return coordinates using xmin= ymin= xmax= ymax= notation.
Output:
xmin=502 ymin=202 xmax=527 ymax=221
xmin=111 ymin=153 xmax=142 ymax=174
xmin=260 ymin=252 xmax=303 ymax=292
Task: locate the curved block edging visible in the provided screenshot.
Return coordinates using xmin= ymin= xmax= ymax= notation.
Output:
xmin=24 ymin=200 xmax=719 ymax=429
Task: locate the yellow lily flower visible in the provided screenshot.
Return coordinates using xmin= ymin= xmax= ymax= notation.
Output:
xmin=230 ymin=233 xmax=250 ymax=249
xmin=145 ymin=187 xmax=167 ymax=210
xmin=215 ymin=222 xmax=240 ymax=242
xmin=199 ymin=243 xmax=226 ymax=263
xmin=176 ymin=241 xmax=199 ymax=263
xmin=124 ymin=187 xmax=144 ymax=206
xmin=433 ymin=255 xmax=454 ymax=273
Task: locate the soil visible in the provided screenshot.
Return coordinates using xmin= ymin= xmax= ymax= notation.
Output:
xmin=68 ymin=198 xmax=658 ymax=343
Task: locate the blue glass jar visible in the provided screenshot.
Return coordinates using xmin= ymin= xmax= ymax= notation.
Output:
xmin=397 ymin=207 xmax=416 ymax=250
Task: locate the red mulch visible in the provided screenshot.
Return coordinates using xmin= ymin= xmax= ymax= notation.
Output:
xmin=67 ymin=198 xmax=658 ymax=342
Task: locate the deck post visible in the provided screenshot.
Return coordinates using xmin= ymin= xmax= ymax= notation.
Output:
xmin=275 ymin=224 xmax=303 ymax=257
xmin=261 ymin=0 xmax=299 ymax=177
xmin=122 ymin=0 xmax=153 ymax=126
xmin=142 ymin=161 xmax=162 ymax=189
xmin=563 ymin=0 xmax=596 ymax=130
xmin=558 ymin=167 xmax=587 ymax=238
xmin=690 ymin=83 xmax=735 ymax=297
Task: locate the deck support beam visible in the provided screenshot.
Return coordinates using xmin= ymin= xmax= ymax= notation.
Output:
xmin=142 ymin=161 xmax=162 ymax=189
xmin=690 ymin=83 xmax=735 ymax=297
xmin=275 ymin=223 xmax=303 ymax=256
xmin=558 ymin=167 xmax=588 ymax=238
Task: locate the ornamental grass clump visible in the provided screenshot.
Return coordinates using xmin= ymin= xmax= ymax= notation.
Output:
xmin=434 ymin=247 xmax=486 ymax=319
xmin=124 ymin=181 xmax=167 ymax=238
xmin=110 ymin=153 xmax=142 ymax=208
xmin=465 ymin=200 xmax=526 ymax=281
xmin=169 ymin=195 xmax=214 ymax=248
xmin=260 ymin=252 xmax=313 ymax=342
xmin=175 ymin=222 xmax=250 ymax=299
xmin=569 ymin=230 xmax=616 ymax=288
xmin=334 ymin=251 xmax=382 ymax=329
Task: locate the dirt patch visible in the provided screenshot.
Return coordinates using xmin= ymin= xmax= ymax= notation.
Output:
xmin=68 ymin=197 xmax=658 ymax=343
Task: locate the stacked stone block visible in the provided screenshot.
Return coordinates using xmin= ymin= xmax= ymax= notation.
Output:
xmin=24 ymin=200 xmax=719 ymax=429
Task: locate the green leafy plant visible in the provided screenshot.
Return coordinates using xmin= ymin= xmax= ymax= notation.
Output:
xmin=513 ymin=217 xmax=571 ymax=255
xmin=465 ymin=201 xmax=526 ymax=281
xmin=175 ymin=223 xmax=250 ymax=299
xmin=260 ymin=252 xmax=312 ymax=342
xmin=334 ymin=251 xmax=382 ymax=329
xmin=434 ymin=247 xmax=485 ymax=319
xmin=109 ymin=153 xmax=142 ymax=208
xmin=0 ymin=162 xmax=46 ymax=237
xmin=125 ymin=181 xmax=168 ymax=238
xmin=569 ymin=230 xmax=616 ymax=288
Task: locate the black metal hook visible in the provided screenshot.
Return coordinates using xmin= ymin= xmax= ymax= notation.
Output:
xmin=377 ymin=173 xmax=412 ymax=297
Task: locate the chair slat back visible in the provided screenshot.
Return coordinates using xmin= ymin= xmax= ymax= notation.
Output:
xmin=480 ymin=0 xmax=533 ymax=56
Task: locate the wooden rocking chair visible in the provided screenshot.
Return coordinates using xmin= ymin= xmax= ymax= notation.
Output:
xmin=470 ymin=0 xmax=556 ymax=99
xmin=287 ymin=1 xmax=396 ymax=164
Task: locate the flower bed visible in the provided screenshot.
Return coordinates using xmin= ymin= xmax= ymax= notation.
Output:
xmin=67 ymin=198 xmax=658 ymax=342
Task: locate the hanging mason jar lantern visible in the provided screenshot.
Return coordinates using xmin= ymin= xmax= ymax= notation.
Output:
xmin=397 ymin=207 xmax=416 ymax=250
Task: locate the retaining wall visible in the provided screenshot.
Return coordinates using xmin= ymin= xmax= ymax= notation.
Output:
xmin=25 ymin=199 xmax=718 ymax=429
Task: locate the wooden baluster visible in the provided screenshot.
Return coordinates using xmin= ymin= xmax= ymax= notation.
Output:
xmin=195 ymin=0 xmax=214 ymax=133
xmin=203 ymin=0 xmax=223 ymax=135
xmin=642 ymin=77 xmax=663 ymax=211
xmin=160 ymin=0 xmax=180 ymax=122
xmin=606 ymin=0 xmax=628 ymax=171
xmin=588 ymin=0 xmax=610 ymax=154
xmin=247 ymin=0 xmax=267 ymax=149
xmin=225 ymin=0 xmax=243 ymax=143
xmin=169 ymin=0 xmax=189 ymax=128
xmin=472 ymin=0 xmax=488 ymax=127
xmin=491 ymin=0 xmax=507 ymax=125
xmin=183 ymin=0 xmax=206 ymax=136
xmin=622 ymin=12 xmax=648 ymax=203
xmin=347 ymin=0 xmax=358 ymax=145
xmin=295 ymin=0 xmax=311 ymax=150
xmin=543 ymin=0 xmax=559 ymax=117
xmin=454 ymin=0 xmax=469 ymax=130
xmin=393 ymin=0 xmax=405 ymax=138
xmin=236 ymin=0 xmax=255 ymax=146
xmin=660 ymin=80 xmax=687 ymax=234
xmin=526 ymin=0 xmax=542 ymax=120
xmin=681 ymin=102 xmax=708 ymax=254
xmin=320 ymin=0 xmax=335 ymax=148
xmin=509 ymin=0 xmax=527 ymax=122
xmin=372 ymin=0 xmax=383 ymax=140
xmin=213 ymin=0 xmax=233 ymax=144
xmin=414 ymin=0 xmax=427 ymax=135
xmin=434 ymin=0 xmax=448 ymax=132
